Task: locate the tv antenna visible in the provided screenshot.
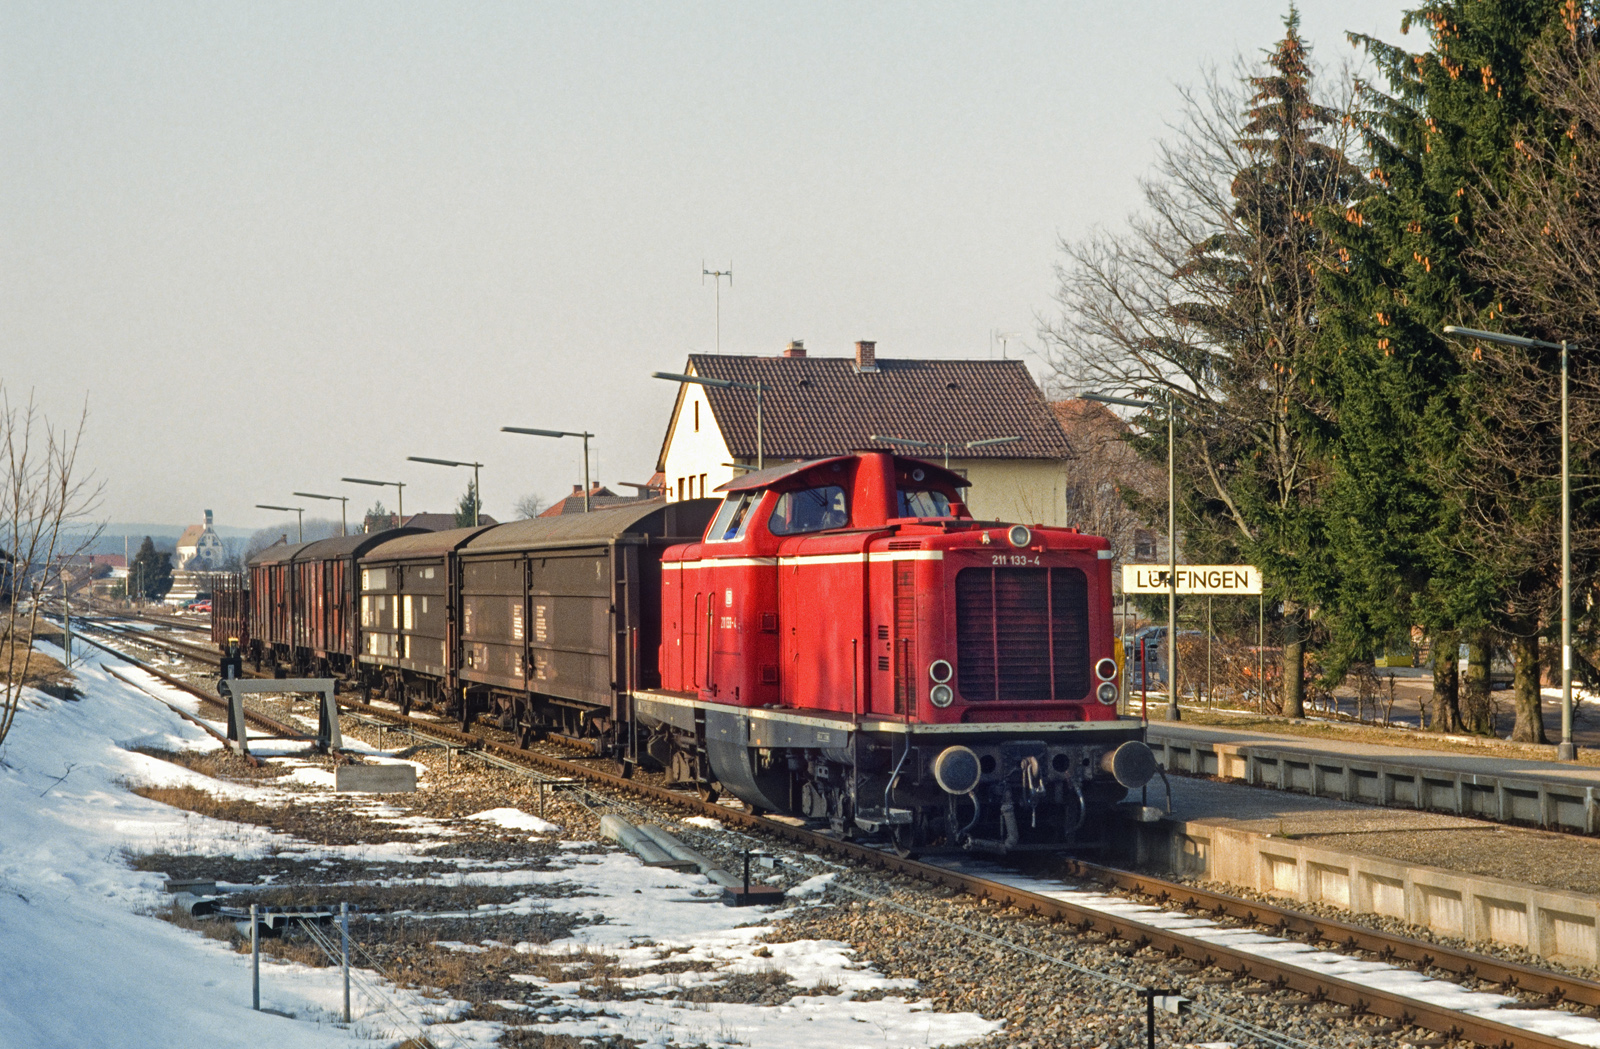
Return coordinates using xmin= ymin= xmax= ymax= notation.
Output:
xmin=703 ymin=261 xmax=733 ymax=353
xmin=993 ymin=330 xmax=1026 ymax=360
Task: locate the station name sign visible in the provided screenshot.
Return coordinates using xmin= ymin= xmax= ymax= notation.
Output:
xmin=1122 ymin=564 xmax=1262 ymax=595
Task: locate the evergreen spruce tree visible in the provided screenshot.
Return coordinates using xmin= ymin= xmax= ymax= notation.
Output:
xmin=454 ymin=481 xmax=481 ymax=528
xmin=130 ymin=536 xmax=173 ymax=602
xmin=1314 ymin=0 xmax=1562 ymax=738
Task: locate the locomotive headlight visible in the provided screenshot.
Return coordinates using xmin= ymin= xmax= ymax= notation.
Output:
xmin=1094 ymin=657 xmax=1117 ymax=681
xmin=930 ymin=683 xmax=955 ymax=707
xmin=928 ymin=659 xmax=953 ymax=684
xmin=1007 ymin=524 xmax=1031 ymax=548
xmin=1096 ymin=681 xmax=1119 ymax=705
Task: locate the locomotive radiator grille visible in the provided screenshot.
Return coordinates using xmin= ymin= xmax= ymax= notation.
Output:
xmin=955 ymin=567 xmax=1090 ymax=702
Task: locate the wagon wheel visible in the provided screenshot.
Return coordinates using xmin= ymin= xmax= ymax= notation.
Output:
xmin=614 ymin=757 xmax=635 ymax=780
xmin=698 ymin=781 xmax=720 ymax=804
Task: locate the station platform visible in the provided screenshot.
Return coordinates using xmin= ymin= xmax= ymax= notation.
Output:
xmin=1132 ymin=773 xmax=1600 ymax=967
xmin=1147 ymin=720 xmax=1600 ymax=835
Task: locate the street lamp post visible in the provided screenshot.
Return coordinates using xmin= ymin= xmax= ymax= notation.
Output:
xmin=256 ymin=504 xmax=305 ymax=543
xmin=870 ymin=434 xmax=1021 ymax=470
xmin=407 ymin=456 xmax=483 ymax=527
xmin=1084 ymin=391 xmax=1180 ymax=723
xmin=342 ymin=477 xmax=406 ymax=527
xmin=294 ymin=492 xmax=348 ymax=536
xmin=501 ymin=427 xmax=593 ymax=512
xmin=652 ymin=371 xmax=766 ymax=469
xmin=1445 ymin=324 xmax=1577 ymax=759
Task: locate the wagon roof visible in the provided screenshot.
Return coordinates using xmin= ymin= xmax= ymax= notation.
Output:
xmin=462 ymin=498 xmax=718 ymax=555
xmin=248 ymin=540 xmax=309 ymax=567
xmin=359 ymin=524 xmax=495 ymax=562
xmin=292 ymin=528 xmax=428 ymax=563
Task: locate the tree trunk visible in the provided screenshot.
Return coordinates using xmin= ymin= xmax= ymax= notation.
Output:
xmin=1462 ymin=631 xmax=1493 ymax=735
xmin=1282 ymin=603 xmax=1305 ymax=719
xmin=1431 ymin=629 xmax=1461 ymax=732
xmin=1509 ymin=625 xmax=1547 ymax=743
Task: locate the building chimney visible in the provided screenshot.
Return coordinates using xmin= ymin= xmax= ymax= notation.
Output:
xmin=783 ymin=339 xmax=806 ymax=358
xmin=855 ymin=340 xmax=877 ymax=372
xmin=573 ymin=484 xmax=582 ymax=494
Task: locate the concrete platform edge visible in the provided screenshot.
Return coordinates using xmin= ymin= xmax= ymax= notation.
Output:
xmin=1131 ymin=816 xmax=1600 ymax=968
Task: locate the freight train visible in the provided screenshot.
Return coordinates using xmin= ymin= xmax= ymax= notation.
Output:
xmin=214 ymin=451 xmax=1155 ymax=853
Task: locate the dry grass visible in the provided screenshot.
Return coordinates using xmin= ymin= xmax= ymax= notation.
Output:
xmin=1 ymin=625 xmax=74 ymax=694
xmin=130 ymin=745 xmax=288 ymax=782
xmin=129 ymin=783 xmax=282 ymax=824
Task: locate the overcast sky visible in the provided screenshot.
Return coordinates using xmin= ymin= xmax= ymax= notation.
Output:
xmin=2 ymin=2 xmax=1407 ymax=530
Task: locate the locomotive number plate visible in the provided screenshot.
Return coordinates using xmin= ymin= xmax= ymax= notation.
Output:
xmin=991 ymin=554 xmax=1040 ymax=566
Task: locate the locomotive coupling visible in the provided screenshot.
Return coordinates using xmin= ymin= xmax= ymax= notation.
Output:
xmin=1099 ymin=740 xmax=1158 ymax=789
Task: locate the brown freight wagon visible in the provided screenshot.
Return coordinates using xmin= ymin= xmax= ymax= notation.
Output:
xmin=453 ymin=499 xmax=715 ymax=751
xmin=243 ymin=529 xmax=421 ymax=675
xmin=356 ymin=501 xmax=715 ymax=756
xmin=356 ymin=525 xmax=494 ymax=715
xmin=211 ymin=572 xmax=249 ymax=650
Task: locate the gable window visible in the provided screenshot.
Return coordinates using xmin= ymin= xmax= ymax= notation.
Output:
xmin=769 ymin=485 xmax=849 ymax=535
xmin=693 ymin=401 xmax=699 ymax=432
xmin=706 ymin=493 xmax=758 ymax=542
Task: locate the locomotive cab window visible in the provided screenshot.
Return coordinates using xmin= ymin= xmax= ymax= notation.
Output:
xmin=896 ymin=488 xmax=953 ymax=518
xmin=768 ymin=485 xmax=849 ymax=535
xmin=706 ymin=492 xmax=758 ymax=542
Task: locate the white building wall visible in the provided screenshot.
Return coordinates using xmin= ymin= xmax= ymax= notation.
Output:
xmin=661 ymin=384 xmax=737 ymax=502
xmin=952 ymin=458 xmax=1072 ymax=528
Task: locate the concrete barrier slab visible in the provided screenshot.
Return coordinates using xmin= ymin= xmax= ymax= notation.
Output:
xmin=334 ymin=764 xmax=416 ymax=793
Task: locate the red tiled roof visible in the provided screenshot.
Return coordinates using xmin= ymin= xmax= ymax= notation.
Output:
xmin=658 ymin=354 xmax=1073 ymax=469
xmin=539 ymin=487 xmax=660 ymax=517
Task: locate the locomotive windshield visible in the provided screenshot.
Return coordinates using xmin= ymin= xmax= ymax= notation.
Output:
xmin=896 ymin=488 xmax=953 ymax=518
xmin=706 ymin=492 xmax=758 ymax=542
xmin=768 ymin=485 xmax=849 ymax=535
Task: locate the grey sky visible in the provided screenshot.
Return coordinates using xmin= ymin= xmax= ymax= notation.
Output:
xmin=2 ymin=2 xmax=1405 ymax=529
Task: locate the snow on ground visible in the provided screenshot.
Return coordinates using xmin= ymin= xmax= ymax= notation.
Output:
xmin=1 ymin=643 xmax=998 ymax=1049
xmin=504 ymin=925 xmax=998 ymax=1048
xmin=468 ymin=807 xmax=561 ymax=835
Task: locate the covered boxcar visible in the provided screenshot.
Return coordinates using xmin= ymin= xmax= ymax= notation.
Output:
xmin=356 ymin=525 xmax=492 ymax=716
xmin=243 ymin=529 xmax=422 ymax=675
xmin=451 ymin=499 xmax=716 ymax=746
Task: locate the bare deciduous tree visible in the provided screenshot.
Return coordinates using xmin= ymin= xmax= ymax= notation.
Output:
xmin=1 ymin=385 xmax=103 ymax=752
xmin=514 ymin=492 xmax=547 ymax=520
xmin=1041 ymin=25 xmax=1365 ymax=715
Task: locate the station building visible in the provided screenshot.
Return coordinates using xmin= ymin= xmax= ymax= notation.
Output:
xmin=656 ymin=340 xmax=1077 ymax=525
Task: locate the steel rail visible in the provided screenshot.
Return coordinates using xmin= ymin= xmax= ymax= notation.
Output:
xmin=1063 ymin=859 xmax=1600 ymax=1010
xmin=57 ymin=619 xmax=306 ymax=745
xmin=329 ymin=696 xmax=1580 ymax=1049
xmin=67 ymin=619 xmax=1592 ymax=1047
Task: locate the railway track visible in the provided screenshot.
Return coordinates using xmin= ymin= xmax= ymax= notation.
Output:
xmin=61 ymin=619 xmax=1600 ymax=1048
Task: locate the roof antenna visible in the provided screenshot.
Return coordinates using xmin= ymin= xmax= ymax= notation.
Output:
xmin=703 ymin=261 xmax=733 ymax=354
xmin=995 ymin=331 xmax=1025 ymax=360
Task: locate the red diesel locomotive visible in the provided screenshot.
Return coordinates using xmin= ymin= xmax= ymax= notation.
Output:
xmin=223 ymin=450 xmax=1153 ymax=853
xmin=635 ymin=451 xmax=1153 ymax=852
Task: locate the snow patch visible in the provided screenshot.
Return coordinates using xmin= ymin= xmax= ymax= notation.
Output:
xmin=467 ymin=807 xmax=561 ymax=835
